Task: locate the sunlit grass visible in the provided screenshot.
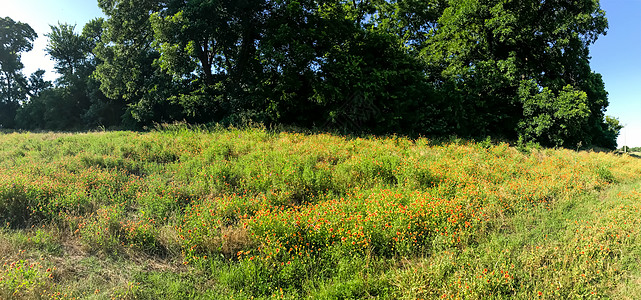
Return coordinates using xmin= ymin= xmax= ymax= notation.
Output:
xmin=0 ymin=126 xmax=640 ymax=298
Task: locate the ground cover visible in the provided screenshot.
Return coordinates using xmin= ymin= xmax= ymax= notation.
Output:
xmin=0 ymin=126 xmax=640 ymax=299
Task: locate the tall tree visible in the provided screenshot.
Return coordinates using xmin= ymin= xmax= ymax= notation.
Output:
xmin=149 ymin=0 xmax=435 ymax=131
xmin=94 ymin=0 xmax=181 ymax=126
xmin=46 ymin=23 xmax=92 ymax=85
xmin=149 ymin=0 xmax=268 ymax=122
xmin=89 ymin=0 xmax=618 ymax=148
xmin=18 ymin=19 xmax=123 ymax=130
xmin=41 ymin=23 xmax=92 ymax=129
xmin=424 ymin=0 xmax=609 ymax=145
xmin=0 ymin=17 xmax=37 ymax=127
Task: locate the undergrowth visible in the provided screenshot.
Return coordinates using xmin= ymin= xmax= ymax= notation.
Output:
xmin=0 ymin=126 xmax=640 ymax=299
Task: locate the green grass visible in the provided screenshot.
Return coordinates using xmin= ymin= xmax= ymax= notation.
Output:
xmin=0 ymin=126 xmax=640 ymax=299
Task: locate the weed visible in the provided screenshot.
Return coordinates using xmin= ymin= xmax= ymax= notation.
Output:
xmin=0 ymin=128 xmax=639 ymax=298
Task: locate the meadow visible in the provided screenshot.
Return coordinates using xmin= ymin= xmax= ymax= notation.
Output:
xmin=1 ymin=126 xmax=641 ymax=299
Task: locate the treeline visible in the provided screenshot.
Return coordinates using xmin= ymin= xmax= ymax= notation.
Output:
xmin=0 ymin=0 xmax=622 ymax=148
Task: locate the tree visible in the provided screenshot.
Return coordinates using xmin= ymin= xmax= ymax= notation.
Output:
xmin=46 ymin=23 xmax=93 ymax=85
xmin=517 ymin=80 xmax=590 ymax=148
xmin=25 ymin=69 xmax=52 ymax=98
xmin=147 ymin=0 xmax=438 ymax=132
xmin=94 ymin=0 xmax=182 ymax=127
xmin=87 ymin=0 xmax=617 ymax=148
xmin=595 ymin=115 xmax=623 ymax=150
xmin=423 ymin=0 xmax=608 ymax=142
xmin=17 ymin=19 xmax=124 ymax=130
xmin=0 ymin=17 xmax=37 ymax=127
xmin=149 ymin=0 xmax=267 ymax=122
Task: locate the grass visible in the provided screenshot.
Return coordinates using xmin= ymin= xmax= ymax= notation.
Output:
xmin=0 ymin=125 xmax=641 ymax=299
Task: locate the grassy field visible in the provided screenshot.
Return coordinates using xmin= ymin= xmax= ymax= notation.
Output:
xmin=1 ymin=126 xmax=641 ymax=299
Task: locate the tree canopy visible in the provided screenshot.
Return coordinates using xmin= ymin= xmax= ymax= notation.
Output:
xmin=6 ymin=0 xmax=624 ymax=149
xmin=0 ymin=17 xmax=39 ymax=127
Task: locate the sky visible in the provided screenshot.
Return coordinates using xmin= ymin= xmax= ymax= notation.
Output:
xmin=590 ymin=0 xmax=641 ymax=148
xmin=1 ymin=0 xmax=640 ymax=147
xmin=1 ymin=0 xmax=105 ymax=81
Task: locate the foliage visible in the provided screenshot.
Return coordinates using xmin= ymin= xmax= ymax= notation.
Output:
xmin=0 ymin=0 xmax=623 ymax=148
xmin=517 ymin=80 xmax=590 ymax=148
xmin=596 ymin=115 xmax=624 ymax=150
xmin=14 ymin=20 xmax=126 ymax=131
xmin=0 ymin=128 xmax=640 ymax=298
xmin=423 ymin=0 xmax=608 ymax=141
xmin=0 ymin=17 xmax=39 ymax=128
xmin=93 ymin=0 xmax=183 ymax=126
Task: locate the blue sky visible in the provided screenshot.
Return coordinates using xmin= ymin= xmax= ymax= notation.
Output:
xmin=1 ymin=0 xmax=640 ymax=147
xmin=590 ymin=0 xmax=641 ymax=148
xmin=1 ymin=0 xmax=104 ymax=81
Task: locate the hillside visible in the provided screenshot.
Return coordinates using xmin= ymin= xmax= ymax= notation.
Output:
xmin=1 ymin=127 xmax=641 ymax=299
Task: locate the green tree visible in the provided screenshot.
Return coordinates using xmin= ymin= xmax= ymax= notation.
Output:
xmin=517 ymin=80 xmax=590 ymax=148
xmin=255 ymin=0 xmax=358 ymax=126
xmin=596 ymin=115 xmax=623 ymax=150
xmin=0 ymin=17 xmax=37 ymax=127
xmin=94 ymin=0 xmax=181 ymax=126
xmin=46 ymin=23 xmax=91 ymax=85
xmin=88 ymin=0 xmax=618 ymax=148
xmin=424 ymin=0 xmax=608 ymax=142
xmin=149 ymin=0 xmax=266 ymax=122
xmin=17 ymin=19 xmax=124 ymax=130
xmin=145 ymin=0 xmax=439 ymax=132
xmin=25 ymin=69 xmax=51 ymax=98
xmin=42 ymin=23 xmax=93 ymax=129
